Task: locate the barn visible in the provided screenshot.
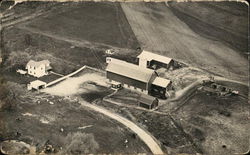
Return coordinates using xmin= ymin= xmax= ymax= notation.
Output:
xmin=106 ymin=59 xmax=157 ymax=94
xmin=137 ymin=50 xmax=174 ymax=70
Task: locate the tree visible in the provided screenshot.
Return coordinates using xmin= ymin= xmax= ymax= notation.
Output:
xmin=64 ymin=132 xmax=99 ymax=155
xmin=0 ymin=78 xmax=21 ymax=111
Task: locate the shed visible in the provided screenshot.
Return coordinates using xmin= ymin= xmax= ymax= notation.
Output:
xmin=27 ymin=80 xmax=47 ymax=90
xmin=152 ymin=77 xmax=171 ymax=88
xmin=150 ymin=77 xmax=172 ymax=99
xmin=138 ymin=94 xmax=159 ymax=109
xmin=137 ymin=50 xmax=174 ymax=69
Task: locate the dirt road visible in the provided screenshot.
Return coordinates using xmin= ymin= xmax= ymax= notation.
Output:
xmin=78 ymin=99 xmax=164 ymax=155
xmin=121 ymin=3 xmax=248 ymax=83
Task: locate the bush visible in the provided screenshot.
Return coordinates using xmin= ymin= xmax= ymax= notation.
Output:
xmin=64 ymin=132 xmax=99 ymax=154
xmin=0 ymin=78 xmax=22 ymax=111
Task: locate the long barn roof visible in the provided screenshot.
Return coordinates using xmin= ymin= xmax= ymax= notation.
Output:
xmin=137 ymin=50 xmax=172 ymax=64
xmin=106 ymin=59 xmax=155 ymax=83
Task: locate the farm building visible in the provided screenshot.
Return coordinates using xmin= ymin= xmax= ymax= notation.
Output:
xmin=138 ymin=94 xmax=159 ymax=109
xmin=150 ymin=77 xmax=172 ymax=99
xmin=26 ymin=60 xmax=52 ymax=78
xmin=137 ymin=50 xmax=174 ymax=70
xmin=106 ymin=59 xmax=158 ymax=94
xmin=106 ymin=57 xmax=125 ymax=64
xmin=27 ymin=80 xmax=47 ymax=90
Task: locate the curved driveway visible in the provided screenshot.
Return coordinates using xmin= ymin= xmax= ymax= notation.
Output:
xmin=78 ymin=99 xmax=164 ymax=155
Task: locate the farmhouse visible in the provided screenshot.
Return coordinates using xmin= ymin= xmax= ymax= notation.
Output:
xmin=138 ymin=94 xmax=159 ymax=109
xmin=26 ymin=60 xmax=52 ymax=78
xmin=137 ymin=50 xmax=174 ymax=70
xmin=106 ymin=59 xmax=157 ymax=94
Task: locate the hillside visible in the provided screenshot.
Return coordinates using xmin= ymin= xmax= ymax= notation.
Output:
xmin=121 ymin=2 xmax=248 ymax=83
xmin=168 ymin=1 xmax=248 ymax=54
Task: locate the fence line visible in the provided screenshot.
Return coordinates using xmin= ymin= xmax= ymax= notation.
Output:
xmin=46 ymin=66 xmax=86 ymax=87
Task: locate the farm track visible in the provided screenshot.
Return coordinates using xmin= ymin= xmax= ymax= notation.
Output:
xmin=121 ymin=3 xmax=248 ymax=83
xmin=78 ymin=99 xmax=165 ymax=155
xmin=1 ymin=3 xmax=63 ymax=28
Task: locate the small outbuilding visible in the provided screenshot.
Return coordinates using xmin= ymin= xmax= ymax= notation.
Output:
xmin=110 ymin=81 xmax=122 ymax=90
xmin=138 ymin=94 xmax=159 ymax=109
xmin=137 ymin=50 xmax=174 ymax=70
xmin=27 ymin=80 xmax=47 ymax=90
xmin=150 ymin=77 xmax=172 ymax=99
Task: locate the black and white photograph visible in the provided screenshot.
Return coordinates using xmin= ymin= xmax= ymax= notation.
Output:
xmin=0 ymin=0 xmax=249 ymax=155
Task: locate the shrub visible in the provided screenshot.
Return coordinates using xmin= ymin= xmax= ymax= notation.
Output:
xmin=64 ymin=132 xmax=99 ymax=154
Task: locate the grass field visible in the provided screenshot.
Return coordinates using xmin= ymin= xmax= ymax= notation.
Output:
xmin=171 ymin=91 xmax=249 ymax=155
xmin=0 ymin=83 xmax=150 ymax=154
xmin=95 ymin=100 xmax=202 ymax=154
xmin=21 ymin=2 xmax=139 ymax=49
xmin=157 ymin=82 xmax=249 ymax=155
xmin=2 ymin=1 xmax=141 ymax=76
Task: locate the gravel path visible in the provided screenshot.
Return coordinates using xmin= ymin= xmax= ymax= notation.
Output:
xmin=79 ymin=99 xmax=165 ymax=155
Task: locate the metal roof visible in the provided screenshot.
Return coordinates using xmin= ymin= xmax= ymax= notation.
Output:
xmin=106 ymin=59 xmax=155 ymax=83
xmin=139 ymin=94 xmax=158 ymax=105
xmin=137 ymin=50 xmax=172 ymax=64
xmin=152 ymin=77 xmax=171 ymax=88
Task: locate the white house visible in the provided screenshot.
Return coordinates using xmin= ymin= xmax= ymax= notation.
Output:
xmin=26 ymin=60 xmax=52 ymax=78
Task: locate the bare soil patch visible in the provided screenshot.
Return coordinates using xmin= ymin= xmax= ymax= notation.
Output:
xmin=121 ymin=2 xmax=248 ymax=83
xmin=42 ymin=72 xmax=107 ymax=96
xmin=168 ymin=1 xmax=248 ymax=54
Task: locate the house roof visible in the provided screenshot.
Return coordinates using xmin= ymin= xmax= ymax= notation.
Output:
xmin=30 ymin=80 xmax=47 ymax=87
xmin=106 ymin=58 xmax=155 ymax=83
xmin=137 ymin=50 xmax=172 ymax=64
xmin=26 ymin=60 xmax=50 ymax=68
xmin=152 ymin=77 xmax=171 ymax=88
xmin=139 ymin=94 xmax=158 ymax=105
